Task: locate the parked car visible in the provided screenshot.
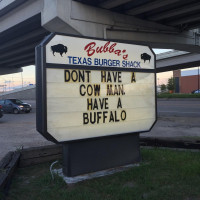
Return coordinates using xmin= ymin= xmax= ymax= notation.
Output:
xmin=191 ymin=89 xmax=200 ymax=94
xmin=0 ymin=104 xmax=3 ymax=118
xmin=194 ymin=89 xmax=200 ymax=94
xmin=0 ymin=99 xmax=32 ymax=114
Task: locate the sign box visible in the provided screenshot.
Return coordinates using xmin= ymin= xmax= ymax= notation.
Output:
xmin=36 ymin=33 xmax=156 ymax=143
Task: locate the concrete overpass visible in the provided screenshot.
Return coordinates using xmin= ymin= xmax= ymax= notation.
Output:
xmin=157 ymin=50 xmax=200 ymax=72
xmin=1 ymin=0 xmax=200 ymax=74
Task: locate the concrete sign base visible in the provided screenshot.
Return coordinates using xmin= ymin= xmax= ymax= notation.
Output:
xmin=54 ymin=163 xmax=139 ymax=184
xmin=62 ymin=133 xmax=140 ymax=177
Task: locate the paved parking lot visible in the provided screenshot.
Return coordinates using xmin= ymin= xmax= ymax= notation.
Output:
xmin=0 ymin=100 xmax=52 ymax=160
xmin=0 ymin=99 xmax=200 ymax=160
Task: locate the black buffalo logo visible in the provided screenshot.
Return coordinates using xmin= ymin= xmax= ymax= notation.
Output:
xmin=141 ymin=53 xmax=151 ymax=63
xmin=51 ymin=44 xmax=68 ymax=57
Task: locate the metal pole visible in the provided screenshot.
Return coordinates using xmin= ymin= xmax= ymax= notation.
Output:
xmin=198 ymin=67 xmax=199 ymax=93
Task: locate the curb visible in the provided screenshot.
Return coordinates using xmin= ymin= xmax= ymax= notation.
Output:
xmin=157 ymin=98 xmax=200 ymax=101
xmin=0 ymin=152 xmax=20 ymax=194
xmin=140 ymin=137 xmax=200 ymax=149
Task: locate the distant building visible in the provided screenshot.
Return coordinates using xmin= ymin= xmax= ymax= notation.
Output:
xmin=173 ymin=68 xmax=200 ymax=93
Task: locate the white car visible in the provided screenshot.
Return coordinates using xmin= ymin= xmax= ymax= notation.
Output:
xmin=194 ymin=89 xmax=200 ymax=94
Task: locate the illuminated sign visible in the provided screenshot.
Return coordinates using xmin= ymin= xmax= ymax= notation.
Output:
xmin=36 ymin=33 xmax=156 ymax=143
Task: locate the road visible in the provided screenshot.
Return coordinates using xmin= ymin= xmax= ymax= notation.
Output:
xmin=141 ymin=98 xmax=200 ymax=139
xmin=0 ymin=99 xmax=200 ymax=160
xmin=157 ymin=99 xmax=200 ymax=117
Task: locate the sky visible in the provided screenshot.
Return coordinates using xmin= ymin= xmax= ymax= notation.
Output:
xmin=0 ymin=48 xmax=186 ymax=92
xmin=153 ymin=49 xmax=173 ymax=86
xmin=0 ymin=65 xmax=35 ymax=92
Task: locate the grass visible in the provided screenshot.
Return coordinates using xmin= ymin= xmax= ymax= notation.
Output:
xmin=3 ymin=148 xmax=200 ymax=200
xmin=157 ymin=93 xmax=200 ymax=98
xmin=177 ymin=136 xmax=200 ymax=141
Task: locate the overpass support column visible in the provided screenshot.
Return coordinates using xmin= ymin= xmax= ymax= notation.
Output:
xmin=173 ymin=70 xmax=181 ymax=93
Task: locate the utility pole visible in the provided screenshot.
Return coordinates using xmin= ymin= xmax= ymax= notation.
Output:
xmin=8 ymin=80 xmax=10 ymax=91
xmin=21 ymin=72 xmax=23 ymax=88
xmin=0 ymin=77 xmax=7 ymax=92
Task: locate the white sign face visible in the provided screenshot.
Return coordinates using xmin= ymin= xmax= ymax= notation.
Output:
xmin=46 ymin=69 xmax=155 ymax=142
xmin=46 ymin=35 xmax=155 ymax=70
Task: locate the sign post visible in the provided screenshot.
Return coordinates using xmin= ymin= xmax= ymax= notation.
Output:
xmin=36 ymin=33 xmax=156 ymax=177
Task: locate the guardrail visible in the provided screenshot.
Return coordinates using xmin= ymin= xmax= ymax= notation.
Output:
xmin=0 ymin=85 xmax=35 ymax=96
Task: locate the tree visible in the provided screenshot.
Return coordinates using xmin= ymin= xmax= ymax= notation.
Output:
xmin=160 ymin=84 xmax=167 ymax=93
xmin=167 ymin=77 xmax=175 ymax=92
